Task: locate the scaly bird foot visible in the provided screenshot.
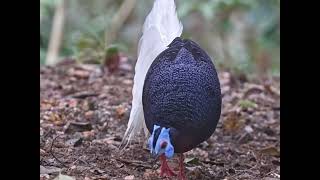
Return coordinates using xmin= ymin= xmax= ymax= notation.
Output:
xmin=178 ymin=153 xmax=187 ymax=180
xmin=159 ymin=154 xmax=176 ymax=177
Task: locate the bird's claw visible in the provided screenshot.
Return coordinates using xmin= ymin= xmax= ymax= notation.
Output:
xmin=178 ymin=171 xmax=187 ymax=180
xmin=160 ymin=162 xmax=176 ymax=177
xmin=160 ymin=168 xmax=176 ymax=177
xmin=178 ymin=154 xmax=187 ymax=180
xmin=159 ymin=154 xmax=176 ymax=177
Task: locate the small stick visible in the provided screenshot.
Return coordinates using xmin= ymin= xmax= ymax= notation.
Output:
xmin=50 ymin=135 xmax=68 ymax=168
xmin=69 ymin=92 xmax=98 ymax=99
xmin=116 ymin=158 xmax=152 ymax=169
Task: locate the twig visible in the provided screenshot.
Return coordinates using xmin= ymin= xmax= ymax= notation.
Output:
xmin=41 ymin=129 xmax=53 ymax=144
xmin=43 ymin=129 xmax=55 ymax=139
xmin=50 ymin=135 xmax=68 ymax=168
xmin=71 ymin=155 xmax=89 ymax=167
xmin=201 ymin=160 xmax=225 ymax=166
xmin=265 ymin=170 xmax=280 ymax=178
xmin=116 ymin=158 xmax=152 ymax=169
xmin=69 ymin=92 xmax=99 ymax=99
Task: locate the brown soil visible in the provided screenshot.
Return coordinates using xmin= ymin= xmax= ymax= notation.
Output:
xmin=40 ymin=60 xmax=280 ymax=180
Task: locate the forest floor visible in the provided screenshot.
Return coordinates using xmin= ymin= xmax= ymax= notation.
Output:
xmin=40 ymin=59 xmax=280 ymax=180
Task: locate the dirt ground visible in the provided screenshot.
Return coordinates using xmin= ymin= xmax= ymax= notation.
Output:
xmin=40 ymin=60 xmax=280 ymax=180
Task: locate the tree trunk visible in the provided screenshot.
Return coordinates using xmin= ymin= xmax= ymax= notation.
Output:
xmin=46 ymin=0 xmax=66 ymax=65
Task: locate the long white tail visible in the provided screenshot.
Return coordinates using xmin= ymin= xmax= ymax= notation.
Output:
xmin=121 ymin=0 xmax=183 ymax=148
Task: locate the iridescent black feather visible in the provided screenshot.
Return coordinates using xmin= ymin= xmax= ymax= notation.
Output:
xmin=142 ymin=37 xmax=221 ymax=153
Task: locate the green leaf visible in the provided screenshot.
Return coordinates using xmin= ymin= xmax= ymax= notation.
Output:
xmin=105 ymin=43 xmax=127 ymax=55
xmin=238 ymin=100 xmax=257 ymax=109
xmin=75 ymin=37 xmax=97 ymax=51
xmin=184 ymin=157 xmax=200 ymax=165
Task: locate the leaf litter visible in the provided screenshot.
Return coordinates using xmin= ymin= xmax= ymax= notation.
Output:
xmin=40 ymin=60 xmax=280 ymax=179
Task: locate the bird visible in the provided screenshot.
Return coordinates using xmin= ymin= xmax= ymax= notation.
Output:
xmin=121 ymin=0 xmax=221 ymax=179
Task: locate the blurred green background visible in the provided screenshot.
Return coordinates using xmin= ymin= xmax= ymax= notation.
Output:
xmin=40 ymin=0 xmax=279 ymax=77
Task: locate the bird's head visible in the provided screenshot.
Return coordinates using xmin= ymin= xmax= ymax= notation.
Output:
xmin=148 ymin=125 xmax=174 ymax=159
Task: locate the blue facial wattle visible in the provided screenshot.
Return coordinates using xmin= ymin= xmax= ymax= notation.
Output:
xmin=148 ymin=125 xmax=160 ymax=154
xmin=148 ymin=125 xmax=174 ymax=158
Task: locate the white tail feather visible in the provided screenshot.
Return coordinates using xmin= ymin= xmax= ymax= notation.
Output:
xmin=121 ymin=0 xmax=183 ymax=148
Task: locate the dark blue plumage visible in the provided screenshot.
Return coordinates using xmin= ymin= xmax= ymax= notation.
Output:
xmin=142 ymin=37 xmax=221 ymax=153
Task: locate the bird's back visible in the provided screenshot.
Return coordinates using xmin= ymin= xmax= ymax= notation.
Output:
xmin=142 ymin=37 xmax=221 ymax=152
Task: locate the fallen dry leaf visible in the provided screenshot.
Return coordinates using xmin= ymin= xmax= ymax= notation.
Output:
xmin=64 ymin=122 xmax=93 ymax=134
xmin=124 ymin=175 xmax=135 ymax=180
xmin=40 ymin=149 xmax=46 ymax=155
xmin=82 ymin=130 xmax=95 ymax=140
xmin=187 ymin=166 xmax=203 ymax=179
xmin=40 ymin=165 xmax=61 ymax=174
xmin=116 ymin=106 xmax=126 ymax=119
xmin=264 ymin=84 xmax=280 ymax=97
xmin=238 ymin=133 xmax=253 ymax=144
xmin=40 ymin=174 xmax=50 ymax=180
xmin=259 ymin=146 xmax=280 ymax=157
xmin=58 ymin=99 xmax=78 ymax=108
xmin=143 ymin=169 xmax=155 ymax=179
xmin=65 ymin=137 xmax=83 ymax=147
xmin=84 ymin=111 xmax=94 ymax=120
xmin=68 ymin=68 xmax=90 ymax=79
xmin=48 ymin=112 xmax=62 ymax=122
xmin=263 ymin=178 xmax=279 ymax=180
xmin=54 ymin=173 xmax=75 ymax=180
xmin=244 ymin=125 xmax=254 ymax=133
xmin=123 ymin=79 xmax=133 ymax=85
xmin=223 ymin=111 xmax=243 ymax=132
xmin=90 ymin=168 xmax=105 ymax=174
xmin=243 ymin=84 xmax=264 ymax=98
xmin=41 ymin=99 xmax=55 ymax=110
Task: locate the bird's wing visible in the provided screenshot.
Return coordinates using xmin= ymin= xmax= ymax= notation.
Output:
xmin=121 ymin=0 xmax=183 ymax=148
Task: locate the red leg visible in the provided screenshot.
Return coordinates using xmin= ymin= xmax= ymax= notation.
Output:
xmin=178 ymin=153 xmax=187 ymax=180
xmin=159 ymin=154 xmax=176 ymax=177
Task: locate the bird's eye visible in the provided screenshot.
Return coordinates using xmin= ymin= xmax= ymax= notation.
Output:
xmin=160 ymin=141 xmax=167 ymax=149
